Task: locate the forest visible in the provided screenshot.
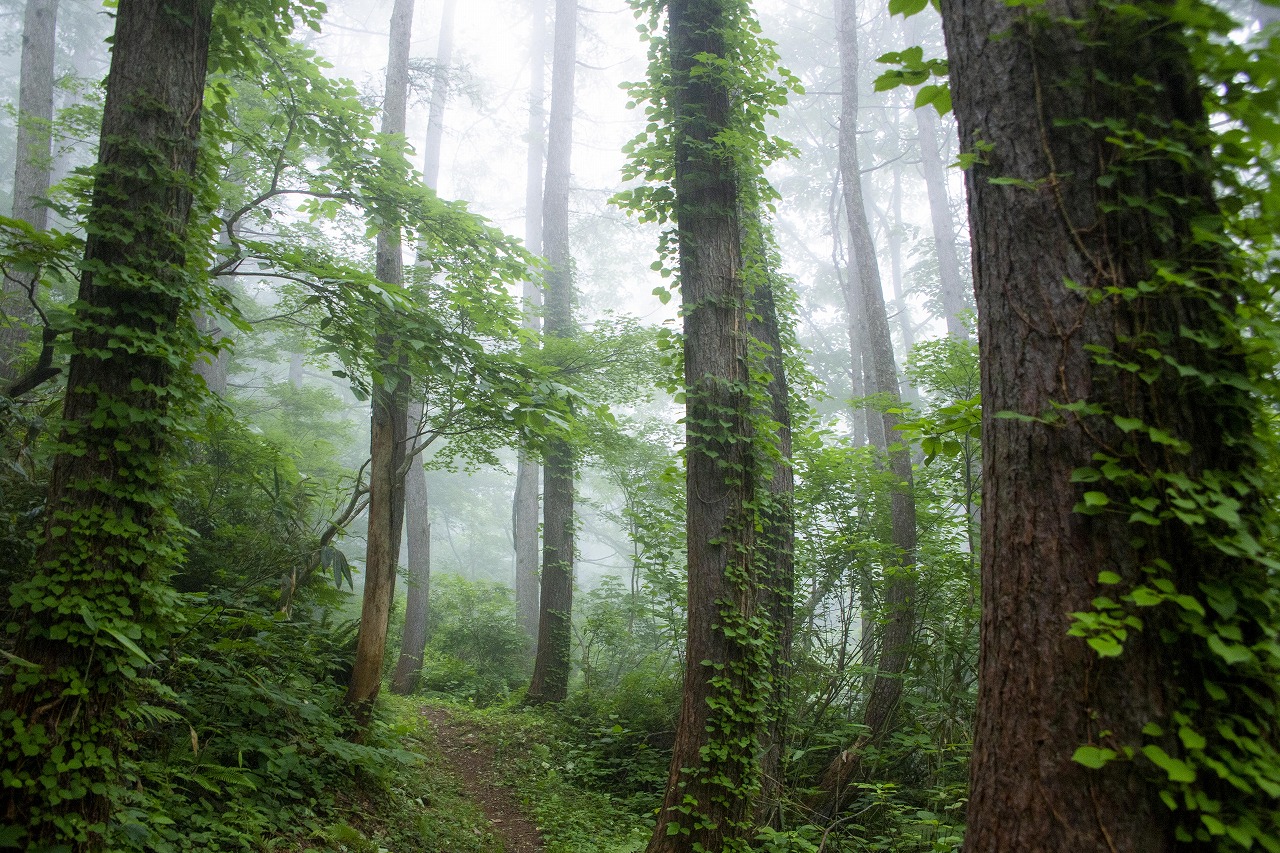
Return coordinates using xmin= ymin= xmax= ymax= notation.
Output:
xmin=0 ymin=0 xmax=1278 ymax=851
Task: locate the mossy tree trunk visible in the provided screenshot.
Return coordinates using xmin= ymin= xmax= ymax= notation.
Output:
xmin=0 ymin=1 xmax=214 ymax=847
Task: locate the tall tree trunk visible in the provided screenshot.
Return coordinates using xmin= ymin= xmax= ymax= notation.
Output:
xmin=1 ymin=0 xmax=60 ymax=382
xmin=526 ymin=0 xmax=577 ymax=705
xmin=344 ymin=0 xmax=415 ymax=727
xmin=391 ymin=0 xmax=454 ymax=697
xmin=816 ymin=0 xmax=918 ymax=815
xmin=0 ymin=1 xmax=214 ymax=847
xmin=914 ymin=104 xmax=968 ymax=340
xmin=645 ymin=0 xmax=786 ymax=847
xmin=749 ymin=274 xmax=795 ymax=831
xmin=514 ymin=0 xmax=547 ymax=640
xmin=940 ymin=1 xmax=1277 ymax=848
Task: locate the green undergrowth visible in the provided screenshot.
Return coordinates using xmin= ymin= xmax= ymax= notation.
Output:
xmin=405 ymin=698 xmax=655 ymax=853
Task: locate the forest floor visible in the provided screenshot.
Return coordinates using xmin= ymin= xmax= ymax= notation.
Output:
xmin=419 ymin=704 xmax=545 ymax=853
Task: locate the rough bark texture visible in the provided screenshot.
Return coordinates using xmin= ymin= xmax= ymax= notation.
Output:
xmin=939 ymin=1 xmax=1262 ymax=848
xmin=0 ymin=1 xmax=213 ymax=846
xmin=817 ymin=0 xmax=918 ymax=815
xmin=914 ymin=105 xmax=968 ymax=340
xmin=391 ymin=0 xmax=455 ymax=697
xmin=526 ymin=0 xmax=576 ymax=705
xmin=645 ymin=0 xmax=771 ymax=848
xmin=345 ymin=0 xmax=415 ymax=726
xmin=514 ymin=0 xmax=547 ymax=640
xmin=1 ymin=0 xmax=60 ymax=381
xmin=749 ymin=278 xmax=795 ymax=831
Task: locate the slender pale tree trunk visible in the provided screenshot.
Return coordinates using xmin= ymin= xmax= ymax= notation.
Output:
xmin=0 ymin=2 xmax=214 ymax=846
xmin=526 ymin=0 xmax=577 ymax=705
xmin=816 ymin=0 xmax=918 ymax=816
xmin=2 ymin=0 xmax=60 ymax=383
xmin=514 ymin=0 xmax=547 ymax=640
xmin=914 ymin=105 xmax=968 ymax=339
xmin=345 ymin=0 xmax=415 ymax=727
xmin=391 ymin=0 xmax=455 ymax=697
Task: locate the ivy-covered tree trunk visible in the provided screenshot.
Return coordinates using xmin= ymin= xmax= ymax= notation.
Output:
xmin=1 ymin=0 xmax=59 ymax=383
xmin=526 ymin=0 xmax=577 ymax=705
xmin=645 ymin=0 xmax=784 ymax=847
xmin=748 ymin=274 xmax=795 ymax=831
xmin=344 ymin=0 xmax=415 ymax=727
xmin=940 ymin=1 xmax=1279 ymax=848
xmin=0 ymin=1 xmax=214 ymax=847
xmin=391 ymin=0 xmax=456 ymax=698
xmin=514 ymin=0 xmax=547 ymax=642
xmin=817 ymin=0 xmax=918 ymax=815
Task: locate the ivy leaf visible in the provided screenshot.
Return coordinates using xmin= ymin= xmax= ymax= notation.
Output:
xmin=1142 ymin=745 xmax=1196 ymax=782
xmin=1072 ymin=745 xmax=1117 ymax=769
xmin=888 ymin=0 xmax=930 ymax=17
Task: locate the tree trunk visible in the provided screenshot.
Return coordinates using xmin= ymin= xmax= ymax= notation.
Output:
xmin=514 ymin=0 xmax=547 ymax=641
xmin=940 ymin=1 xmax=1276 ymax=848
xmin=390 ymin=0 xmax=455 ymax=697
xmin=816 ymin=0 xmax=918 ymax=815
xmin=748 ymin=275 xmax=795 ymax=831
xmin=645 ymin=0 xmax=780 ymax=848
xmin=0 ymin=1 xmax=213 ymax=847
xmin=914 ymin=105 xmax=968 ymax=340
xmin=526 ymin=0 xmax=576 ymax=705
xmin=1 ymin=0 xmax=60 ymax=381
xmin=391 ymin=401 xmax=431 ymax=694
xmin=344 ymin=0 xmax=415 ymax=727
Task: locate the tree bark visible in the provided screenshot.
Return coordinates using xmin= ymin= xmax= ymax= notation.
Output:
xmin=0 ymin=1 xmax=213 ymax=847
xmin=526 ymin=0 xmax=577 ymax=705
xmin=645 ymin=0 xmax=780 ymax=848
xmin=749 ymin=275 xmax=795 ymax=831
xmin=514 ymin=0 xmax=547 ymax=642
xmin=914 ymin=105 xmax=968 ymax=340
xmin=345 ymin=0 xmax=415 ymax=727
xmin=1 ymin=0 xmax=60 ymax=381
xmin=391 ymin=0 xmax=454 ymax=697
xmin=939 ymin=1 xmax=1272 ymax=848
xmin=815 ymin=0 xmax=918 ymax=816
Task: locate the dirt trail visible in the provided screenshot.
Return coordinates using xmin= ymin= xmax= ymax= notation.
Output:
xmin=420 ymin=706 xmax=544 ymax=853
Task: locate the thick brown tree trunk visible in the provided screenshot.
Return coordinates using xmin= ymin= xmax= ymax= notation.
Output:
xmin=645 ymin=0 xmax=784 ymax=848
xmin=939 ymin=1 xmax=1274 ymax=848
xmin=345 ymin=0 xmax=415 ymax=727
xmin=816 ymin=0 xmax=918 ymax=816
xmin=526 ymin=0 xmax=577 ymax=705
xmin=514 ymin=0 xmax=547 ymax=641
xmin=1 ymin=0 xmax=60 ymax=382
xmin=0 ymin=1 xmax=213 ymax=847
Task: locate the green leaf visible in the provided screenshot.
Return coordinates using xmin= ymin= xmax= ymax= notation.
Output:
xmin=1083 ymin=491 xmax=1110 ymax=507
xmin=1142 ymin=745 xmax=1196 ymax=782
xmin=102 ymin=625 xmax=155 ymax=666
xmin=1097 ymin=571 xmax=1122 ymax=585
xmin=1072 ymin=745 xmax=1117 ymax=769
xmin=1087 ymin=635 xmax=1124 ymax=657
xmin=888 ymin=0 xmax=930 ymax=17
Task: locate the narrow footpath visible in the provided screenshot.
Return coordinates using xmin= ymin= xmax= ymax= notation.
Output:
xmin=420 ymin=706 xmax=545 ymax=853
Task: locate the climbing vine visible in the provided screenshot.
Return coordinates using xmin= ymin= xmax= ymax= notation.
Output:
xmin=613 ymin=0 xmax=808 ymax=847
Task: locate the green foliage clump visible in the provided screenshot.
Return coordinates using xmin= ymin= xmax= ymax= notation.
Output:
xmin=416 ymin=575 xmax=531 ymax=707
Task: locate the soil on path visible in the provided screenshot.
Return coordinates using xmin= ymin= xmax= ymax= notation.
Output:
xmin=421 ymin=706 xmax=544 ymax=853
